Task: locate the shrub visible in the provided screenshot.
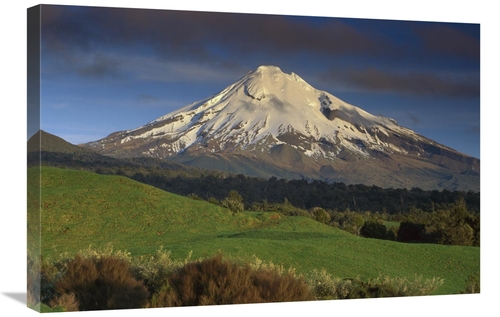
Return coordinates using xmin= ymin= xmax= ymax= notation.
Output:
xmin=307 ymin=269 xmax=356 ymax=300
xmin=165 ymin=253 xmax=261 ymax=306
xmin=360 ymin=220 xmax=388 ymax=239
xmin=49 ymin=292 xmax=80 ymax=312
xmin=132 ymin=248 xmax=192 ymax=295
xmin=307 ymin=270 xmax=443 ymax=300
xmin=221 ymin=190 xmax=244 ymax=213
xmin=252 ymin=269 xmax=313 ymax=303
xmin=333 ymin=211 xmax=365 ymax=235
xmin=397 ymin=221 xmax=427 ymax=243
xmin=163 ymin=253 xmax=313 ymax=307
xmin=386 ymin=226 xmax=398 ymax=241
xmin=248 ymin=255 xmax=297 ymax=277
xmin=53 ymin=255 xmax=149 ymax=311
xmin=148 ymin=285 xmax=175 ymax=308
xmin=347 ymin=275 xmax=444 ymax=298
xmin=424 ymin=206 xmax=476 ymax=246
xmin=438 ymin=223 xmax=474 ymax=246
xmin=312 ymin=207 xmax=331 ymax=225
xmin=272 ymin=199 xmax=312 ymax=218
xmin=346 ymin=279 xmax=400 ymax=298
xmin=207 ymin=196 xmax=220 ymax=205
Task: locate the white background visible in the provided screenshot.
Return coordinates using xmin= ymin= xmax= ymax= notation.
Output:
xmin=1 ymin=1 xmax=496 ymax=316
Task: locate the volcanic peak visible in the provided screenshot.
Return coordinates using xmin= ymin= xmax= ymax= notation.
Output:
xmin=82 ymin=65 xmax=480 ymax=191
xmin=241 ymin=65 xmax=315 ymax=101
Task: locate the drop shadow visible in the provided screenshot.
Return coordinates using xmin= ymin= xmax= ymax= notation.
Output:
xmin=2 ymin=292 xmax=26 ymax=305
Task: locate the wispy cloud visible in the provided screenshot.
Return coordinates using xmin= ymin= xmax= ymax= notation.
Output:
xmin=76 ymin=54 xmax=123 ymax=79
xmin=319 ymin=67 xmax=480 ymax=98
xmin=137 ymin=94 xmax=159 ymax=104
xmin=124 ymin=57 xmax=244 ymax=83
xmin=135 ymin=94 xmax=186 ymax=110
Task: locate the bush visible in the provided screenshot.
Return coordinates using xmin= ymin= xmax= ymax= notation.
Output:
xmin=346 ymin=279 xmax=400 ymax=298
xmin=360 ymin=221 xmax=388 ymax=239
xmin=163 ymin=253 xmax=261 ymax=306
xmin=307 ymin=269 xmax=356 ymax=300
xmin=221 ymin=190 xmax=244 ymax=213
xmin=252 ymin=270 xmax=313 ymax=303
xmin=53 ymin=255 xmax=149 ymax=311
xmin=347 ymin=275 xmax=444 ymax=298
xmin=207 ymin=196 xmax=220 ymax=205
xmin=307 ymin=270 xmax=443 ymax=300
xmin=49 ymin=292 xmax=80 ymax=312
xmin=132 ymin=248 xmax=192 ymax=295
xmin=248 ymin=255 xmax=297 ymax=277
xmin=148 ymin=285 xmax=175 ymax=308
xmin=312 ymin=207 xmax=331 ymax=224
xmin=331 ymin=211 xmax=365 ymax=235
xmin=397 ymin=221 xmax=427 ymax=243
xmin=162 ymin=253 xmax=313 ymax=306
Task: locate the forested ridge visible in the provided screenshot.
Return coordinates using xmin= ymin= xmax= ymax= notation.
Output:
xmin=30 ymin=150 xmax=480 ymax=215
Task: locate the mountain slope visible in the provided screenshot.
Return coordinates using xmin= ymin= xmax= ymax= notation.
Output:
xmin=82 ymin=66 xmax=479 ymax=191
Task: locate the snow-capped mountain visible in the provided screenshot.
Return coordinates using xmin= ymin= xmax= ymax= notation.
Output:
xmin=83 ymin=65 xmax=479 ymax=191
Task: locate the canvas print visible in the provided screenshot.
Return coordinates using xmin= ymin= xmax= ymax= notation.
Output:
xmin=27 ymin=4 xmax=480 ymax=313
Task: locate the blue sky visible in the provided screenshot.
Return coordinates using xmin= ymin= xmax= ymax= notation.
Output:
xmin=36 ymin=4 xmax=480 ymax=158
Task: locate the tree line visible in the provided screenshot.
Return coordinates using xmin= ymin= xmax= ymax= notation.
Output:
xmin=201 ymin=190 xmax=479 ymax=247
xmin=128 ymin=171 xmax=479 ymax=215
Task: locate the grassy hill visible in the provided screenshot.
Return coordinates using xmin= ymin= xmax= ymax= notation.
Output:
xmin=28 ymin=166 xmax=479 ymax=295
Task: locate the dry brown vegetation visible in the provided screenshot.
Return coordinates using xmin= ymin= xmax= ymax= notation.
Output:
xmin=53 ymin=255 xmax=149 ymax=310
xmin=161 ymin=253 xmax=313 ymax=306
xmin=28 ymin=249 xmax=451 ymax=312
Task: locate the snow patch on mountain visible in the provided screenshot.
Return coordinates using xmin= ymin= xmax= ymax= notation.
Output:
xmin=98 ymin=65 xmax=437 ymax=160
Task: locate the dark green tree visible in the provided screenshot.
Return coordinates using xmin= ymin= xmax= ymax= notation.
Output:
xmin=221 ymin=190 xmax=244 ymax=213
xmin=360 ymin=221 xmax=388 ymax=240
xmin=397 ymin=221 xmax=427 ymax=243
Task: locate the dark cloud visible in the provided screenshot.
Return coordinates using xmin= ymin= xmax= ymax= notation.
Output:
xmin=320 ymin=67 xmax=480 ymax=98
xmin=40 ymin=5 xmax=381 ymax=63
xmin=41 ymin=4 xmax=481 ymax=67
xmin=415 ymin=23 xmax=480 ymax=60
xmin=40 ymin=4 xmax=480 ymax=93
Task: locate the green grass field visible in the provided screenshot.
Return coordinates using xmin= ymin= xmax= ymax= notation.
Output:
xmin=28 ymin=166 xmax=479 ymax=295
